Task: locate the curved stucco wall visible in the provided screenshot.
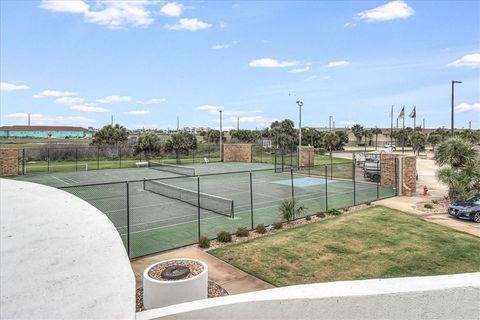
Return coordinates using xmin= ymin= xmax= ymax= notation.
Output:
xmin=0 ymin=179 xmax=135 ymax=319
xmin=138 ymin=272 xmax=480 ymax=320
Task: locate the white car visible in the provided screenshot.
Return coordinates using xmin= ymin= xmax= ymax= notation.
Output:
xmin=384 ymin=142 xmax=396 ymax=150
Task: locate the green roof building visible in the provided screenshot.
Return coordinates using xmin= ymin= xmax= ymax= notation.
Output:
xmin=0 ymin=125 xmax=94 ymax=138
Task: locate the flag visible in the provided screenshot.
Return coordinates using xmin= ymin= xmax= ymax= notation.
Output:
xmin=398 ymin=106 xmax=405 ymax=119
xmin=409 ymin=106 xmax=416 ymax=118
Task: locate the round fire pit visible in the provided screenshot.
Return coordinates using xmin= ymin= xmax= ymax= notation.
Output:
xmin=143 ymin=258 xmax=208 ymax=309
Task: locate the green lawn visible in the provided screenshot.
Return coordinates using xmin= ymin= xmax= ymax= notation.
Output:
xmin=0 ymin=138 xmax=92 ymax=148
xmin=210 ymin=206 xmax=480 ymax=286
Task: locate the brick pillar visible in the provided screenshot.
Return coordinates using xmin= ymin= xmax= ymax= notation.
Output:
xmin=297 ymin=146 xmax=314 ymax=168
xmin=380 ymin=153 xmax=396 ymax=188
xmin=401 ymin=156 xmax=417 ymax=196
xmin=223 ymin=144 xmax=253 ymax=162
xmin=0 ymin=149 xmax=19 ymax=176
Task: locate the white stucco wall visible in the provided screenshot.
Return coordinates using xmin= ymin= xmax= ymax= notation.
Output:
xmin=138 ymin=272 xmax=480 ymax=320
xmin=0 ymin=179 xmax=135 ymax=319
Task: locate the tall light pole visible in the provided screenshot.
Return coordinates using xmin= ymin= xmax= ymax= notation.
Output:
xmin=451 ymin=80 xmax=462 ymax=135
xmin=329 ymin=116 xmax=333 ymax=131
xmin=219 ymin=110 xmax=223 ymax=161
xmin=296 ymin=100 xmax=303 ymax=147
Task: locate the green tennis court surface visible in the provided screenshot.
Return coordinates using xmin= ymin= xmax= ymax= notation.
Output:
xmin=10 ymin=161 xmax=395 ymax=258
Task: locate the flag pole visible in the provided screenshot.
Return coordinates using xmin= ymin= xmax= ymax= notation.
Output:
xmin=413 ymin=106 xmax=416 ymax=129
xmin=402 ymin=105 xmax=405 ymax=154
xmin=390 ymin=105 xmax=393 ymax=145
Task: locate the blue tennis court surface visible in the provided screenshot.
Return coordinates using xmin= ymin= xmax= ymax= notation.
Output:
xmin=273 ymin=177 xmax=339 ymax=187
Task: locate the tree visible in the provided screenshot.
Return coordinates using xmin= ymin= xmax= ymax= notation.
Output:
xmin=230 ymin=129 xmax=260 ymax=143
xmin=134 ymin=132 xmax=162 ymax=160
xmin=165 ymin=131 xmax=198 ymax=164
xmin=92 ymin=124 xmax=128 ymax=146
xmin=434 ymin=137 xmax=480 ymax=200
xmin=204 ymin=130 xmax=225 ymax=144
xmin=322 ymin=132 xmax=340 ymax=158
xmin=351 ymin=124 xmax=364 ymax=146
xmin=363 ymin=129 xmax=372 ymax=151
xmin=410 ymin=131 xmax=426 ymax=155
xmin=270 ymin=119 xmax=296 ymax=148
xmin=459 ymin=129 xmax=480 ymax=145
xmin=334 ymin=131 xmax=349 ymax=150
xmin=427 ymin=133 xmax=442 ymax=152
xmin=370 ymin=127 xmax=382 ymax=150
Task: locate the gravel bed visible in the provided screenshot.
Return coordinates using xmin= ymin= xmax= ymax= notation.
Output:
xmin=148 ymin=260 xmax=203 ymax=281
xmin=416 ymin=197 xmax=449 ymax=214
xmin=136 ymin=281 xmax=228 ymax=312
xmin=205 ymin=204 xmax=370 ymax=250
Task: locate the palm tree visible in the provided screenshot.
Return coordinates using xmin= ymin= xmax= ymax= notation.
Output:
xmin=165 ymin=131 xmax=198 ymax=164
xmin=322 ymin=132 xmax=340 ymax=159
xmin=351 ymin=124 xmax=364 ymax=146
xmin=410 ymin=131 xmax=426 ymax=155
xmin=434 ymin=137 xmax=478 ymax=169
xmin=370 ymin=127 xmax=382 ymax=150
xmin=279 ymin=199 xmax=306 ymax=222
xmin=363 ymin=129 xmax=372 ymax=152
xmin=427 ymin=133 xmax=442 ymax=153
xmin=134 ymin=132 xmax=162 ymax=160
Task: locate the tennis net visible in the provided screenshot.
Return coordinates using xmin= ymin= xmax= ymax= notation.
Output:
xmin=144 ymin=180 xmax=234 ymax=218
xmin=148 ymin=161 xmax=196 ymax=176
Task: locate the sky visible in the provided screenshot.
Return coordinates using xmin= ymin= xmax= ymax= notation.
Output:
xmin=1 ymin=0 xmax=479 ymax=131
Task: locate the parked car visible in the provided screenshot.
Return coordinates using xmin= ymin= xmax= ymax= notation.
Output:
xmin=448 ymin=194 xmax=480 ymax=223
xmin=384 ymin=142 xmax=396 ymax=150
xmin=364 ymin=155 xmax=381 ymax=182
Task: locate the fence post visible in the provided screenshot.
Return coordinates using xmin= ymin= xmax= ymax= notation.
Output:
xmin=250 ymin=171 xmax=254 ymax=230
xmin=119 ymin=147 xmax=122 ymax=168
xmin=376 ymin=161 xmax=380 ymax=199
xmin=22 ymin=149 xmax=25 ymax=175
xmin=325 ymin=165 xmax=328 ymax=211
xmin=290 ymin=168 xmax=295 ymax=201
xmin=126 ymin=182 xmax=130 ymax=258
xmin=395 ymin=158 xmax=399 ymax=196
xmin=97 ymin=147 xmax=100 ymax=170
xmin=353 ymin=159 xmax=356 ymax=205
xmin=330 ymin=154 xmax=333 ymax=180
xmin=47 ymin=148 xmax=50 ymax=172
xmin=197 ymin=176 xmax=201 ymax=242
xmin=75 ymin=148 xmax=78 ymax=172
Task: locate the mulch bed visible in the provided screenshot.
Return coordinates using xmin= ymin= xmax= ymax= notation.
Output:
xmin=136 ymin=280 xmax=228 ymax=312
xmin=205 ymin=204 xmax=370 ymax=250
xmin=416 ymin=197 xmax=449 ymax=214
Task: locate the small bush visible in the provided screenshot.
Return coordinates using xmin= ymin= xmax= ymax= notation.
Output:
xmin=272 ymin=222 xmax=283 ymax=229
xmin=305 ymin=215 xmax=312 ymax=221
xmin=424 ymin=204 xmax=434 ymax=209
xmin=366 ymin=202 xmax=372 ymax=206
xmin=198 ymin=236 xmax=210 ymax=248
xmin=432 ymin=199 xmax=439 ymax=205
xmin=217 ymin=231 xmax=232 ymax=243
xmin=326 ymin=208 xmax=342 ymax=216
xmin=255 ymin=224 xmax=266 ymax=234
xmin=236 ymin=227 xmax=250 ymax=237
xmin=316 ymin=212 xmax=326 ymax=218
xmin=279 ymin=199 xmax=306 ymax=222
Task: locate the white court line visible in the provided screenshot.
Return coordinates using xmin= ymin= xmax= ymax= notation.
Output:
xmin=51 ymin=175 xmax=73 ymax=186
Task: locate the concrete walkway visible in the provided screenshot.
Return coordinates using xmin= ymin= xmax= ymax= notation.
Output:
xmin=130 ymin=247 xmax=274 ymax=294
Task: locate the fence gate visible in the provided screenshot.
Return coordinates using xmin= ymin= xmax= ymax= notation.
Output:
xmin=274 ymin=148 xmax=298 ymax=173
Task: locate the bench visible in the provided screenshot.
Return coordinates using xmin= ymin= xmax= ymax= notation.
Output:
xmin=136 ymin=161 xmax=149 ymax=168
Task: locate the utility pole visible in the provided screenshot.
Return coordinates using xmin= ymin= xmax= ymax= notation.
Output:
xmin=111 ymin=114 xmax=113 ymax=126
xmin=333 ymin=120 xmax=335 ymax=130
xmin=390 ymin=105 xmax=393 ymax=145
xmin=296 ymin=100 xmax=303 ymax=147
xmin=329 ymin=116 xmax=333 ymax=131
xmin=219 ymin=110 xmax=223 ymax=161
xmin=177 ymin=115 xmax=179 ymax=131
xmin=451 ymin=80 xmax=462 ymax=135
xmin=28 ymin=113 xmax=31 ymax=126
xmin=423 ymin=118 xmax=425 ymax=131
xmin=237 ymin=116 xmax=239 ymax=130
xmin=469 ymin=121 xmax=472 ymax=130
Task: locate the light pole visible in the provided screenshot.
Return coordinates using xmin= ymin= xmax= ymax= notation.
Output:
xmin=219 ymin=110 xmax=223 ymax=161
xmin=451 ymin=80 xmax=462 ymax=135
xmin=329 ymin=116 xmax=333 ymax=131
xmin=296 ymin=100 xmax=303 ymax=147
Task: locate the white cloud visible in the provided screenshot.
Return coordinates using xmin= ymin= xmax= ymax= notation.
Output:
xmin=447 ymin=53 xmax=480 ymax=68
xmin=160 ymin=2 xmax=184 ymax=17
xmin=454 ymin=103 xmax=480 ymax=113
xmin=357 ymin=0 xmax=414 ymax=22
xmin=305 ymin=75 xmax=318 ymax=81
xmin=55 ymin=96 xmax=84 ymax=104
xmin=196 ymin=105 xmax=224 ymax=114
xmin=3 ymin=112 xmax=95 ymax=126
xmin=40 ymin=0 xmax=156 ymax=29
xmin=165 ymin=18 xmax=212 ymax=31
xmin=288 ymin=66 xmax=310 ymax=73
xmin=0 ymin=82 xmax=29 ymax=91
xmin=326 ymin=60 xmax=350 ymax=68
xmin=97 ymin=95 xmax=131 ymax=104
xmin=33 ymin=90 xmax=77 ymax=98
xmin=124 ymin=110 xmax=151 ymax=115
xmin=343 ymin=22 xmax=357 ymax=28
xmin=39 ymin=0 xmax=89 ymax=13
xmin=137 ymin=98 xmax=167 ymax=104
xmin=249 ymin=58 xmax=299 ymax=68
xmin=70 ymin=104 xmax=110 ymax=112
xmin=211 ymin=40 xmax=239 ymax=50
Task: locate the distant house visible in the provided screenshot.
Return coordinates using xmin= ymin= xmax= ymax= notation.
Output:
xmin=0 ymin=125 xmax=94 ymax=138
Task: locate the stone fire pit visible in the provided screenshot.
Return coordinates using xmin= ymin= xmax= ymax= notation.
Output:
xmin=143 ymin=258 xmax=208 ymax=309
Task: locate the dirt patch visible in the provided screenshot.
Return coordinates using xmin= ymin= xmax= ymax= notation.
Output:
xmin=416 ymin=197 xmax=449 ymax=214
xmin=136 ymin=280 xmax=228 ymax=312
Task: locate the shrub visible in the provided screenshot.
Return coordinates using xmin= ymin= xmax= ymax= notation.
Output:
xmin=272 ymin=222 xmax=283 ymax=229
xmin=255 ymin=224 xmax=266 ymax=234
xmin=424 ymin=204 xmax=434 ymax=209
xmin=316 ymin=212 xmax=326 ymax=218
xmin=279 ymin=199 xmax=307 ymax=222
xmin=316 ymin=148 xmax=327 ymax=155
xmin=216 ymin=231 xmax=232 ymax=242
xmin=198 ymin=236 xmax=210 ymax=248
xmin=236 ymin=227 xmax=250 ymax=237
xmin=305 ymin=215 xmax=312 ymax=221
xmin=432 ymin=199 xmax=439 ymax=205
xmin=366 ymin=202 xmax=372 ymax=206
xmin=326 ymin=208 xmax=342 ymax=216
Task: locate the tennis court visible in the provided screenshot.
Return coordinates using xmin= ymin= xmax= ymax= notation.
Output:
xmin=11 ymin=160 xmax=396 ymax=258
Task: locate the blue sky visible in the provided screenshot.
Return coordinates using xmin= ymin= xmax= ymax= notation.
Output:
xmin=1 ymin=0 xmax=479 ymax=130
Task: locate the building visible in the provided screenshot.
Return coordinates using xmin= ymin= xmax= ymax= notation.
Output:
xmin=0 ymin=125 xmax=94 ymax=138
